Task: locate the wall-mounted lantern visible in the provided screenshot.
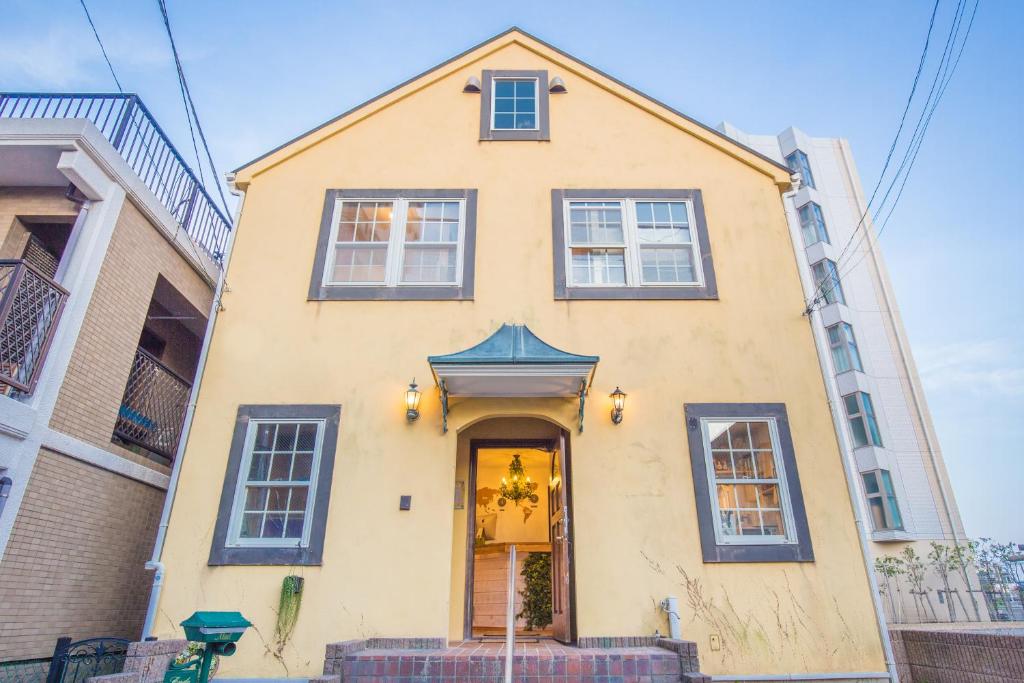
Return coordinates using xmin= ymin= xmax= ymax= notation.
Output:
xmin=610 ymin=387 xmax=626 ymax=425
xmin=405 ymin=380 xmax=421 ymax=422
xmin=549 ymin=76 xmax=568 ymax=93
xmin=463 ymin=75 xmax=482 ymax=93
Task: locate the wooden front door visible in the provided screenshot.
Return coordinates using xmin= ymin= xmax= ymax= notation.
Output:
xmin=549 ymin=431 xmax=572 ymax=642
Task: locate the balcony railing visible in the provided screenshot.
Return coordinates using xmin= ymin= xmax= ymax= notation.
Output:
xmin=0 ymin=93 xmax=232 ymax=262
xmin=0 ymin=260 xmax=69 ymax=395
xmin=114 ymin=348 xmax=191 ymax=462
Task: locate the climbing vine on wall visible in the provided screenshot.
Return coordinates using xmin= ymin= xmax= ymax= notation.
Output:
xmin=517 ymin=552 xmax=552 ymax=631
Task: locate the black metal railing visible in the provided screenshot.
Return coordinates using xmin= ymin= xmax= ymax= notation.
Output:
xmin=0 ymin=93 xmax=231 ymax=262
xmin=0 ymin=260 xmax=69 ymax=395
xmin=46 ymin=637 xmax=130 ymax=683
xmin=114 ymin=347 xmax=191 ymax=461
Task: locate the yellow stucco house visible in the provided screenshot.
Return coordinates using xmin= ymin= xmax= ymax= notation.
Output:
xmin=151 ymin=28 xmax=894 ymax=682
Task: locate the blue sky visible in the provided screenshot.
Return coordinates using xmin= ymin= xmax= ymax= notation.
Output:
xmin=4 ymin=1 xmax=1021 ymax=540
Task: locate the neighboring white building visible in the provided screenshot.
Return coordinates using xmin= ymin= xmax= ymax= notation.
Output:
xmin=720 ymin=123 xmax=985 ymax=624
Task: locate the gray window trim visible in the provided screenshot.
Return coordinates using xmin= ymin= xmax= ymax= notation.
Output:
xmin=684 ymin=403 xmax=815 ymax=563
xmin=479 ymin=70 xmax=550 ymax=141
xmin=308 ymin=189 xmax=477 ymax=301
xmin=209 ymin=404 xmax=340 ymax=566
xmin=551 ymin=189 xmax=719 ymax=300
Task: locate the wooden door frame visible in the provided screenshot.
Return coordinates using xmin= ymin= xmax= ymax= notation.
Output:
xmin=464 ymin=436 xmax=576 ymax=642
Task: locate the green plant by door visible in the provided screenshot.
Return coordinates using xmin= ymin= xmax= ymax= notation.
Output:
xmin=517 ymin=552 xmax=552 ymax=631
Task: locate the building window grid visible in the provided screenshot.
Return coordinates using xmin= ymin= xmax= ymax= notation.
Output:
xmin=862 ymin=469 xmax=904 ymax=531
xmin=227 ymin=419 xmax=326 ymax=548
xmin=798 ymin=202 xmax=830 ymax=246
xmin=564 ymin=199 xmax=703 ymax=288
xmin=827 ymin=322 xmax=864 ymax=373
xmin=844 ymin=391 xmax=883 ymax=448
xmin=812 ymin=259 xmax=846 ymax=305
xmin=701 ymin=418 xmax=798 ymax=545
xmin=325 ymin=198 xmax=466 ymax=287
xmin=491 ymin=78 xmax=538 ymax=131
xmin=786 ymin=149 xmax=816 ymax=189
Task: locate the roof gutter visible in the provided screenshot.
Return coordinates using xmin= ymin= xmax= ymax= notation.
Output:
xmin=780 ymin=183 xmax=898 ymax=683
xmin=141 ymin=174 xmax=244 ymax=640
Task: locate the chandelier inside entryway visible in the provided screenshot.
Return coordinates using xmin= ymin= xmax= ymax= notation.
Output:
xmin=498 ymin=454 xmax=540 ymax=507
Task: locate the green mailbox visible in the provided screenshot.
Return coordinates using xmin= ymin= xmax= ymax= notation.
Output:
xmin=166 ymin=612 xmax=251 ymax=683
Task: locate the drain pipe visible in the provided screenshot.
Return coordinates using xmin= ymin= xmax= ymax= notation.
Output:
xmin=141 ymin=180 xmax=245 ymax=639
xmin=780 ymin=185 xmax=898 ymax=683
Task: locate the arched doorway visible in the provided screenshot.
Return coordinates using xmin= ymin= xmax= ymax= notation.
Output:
xmin=453 ymin=416 xmax=576 ymax=643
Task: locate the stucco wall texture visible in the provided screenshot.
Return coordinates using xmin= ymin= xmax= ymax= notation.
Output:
xmin=155 ymin=34 xmax=887 ymax=678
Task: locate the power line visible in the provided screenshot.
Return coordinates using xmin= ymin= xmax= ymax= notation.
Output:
xmin=826 ymin=0 xmax=979 ymax=290
xmin=807 ymin=0 xmax=978 ymax=310
xmin=79 ymin=0 xmax=123 ymax=93
xmin=824 ymin=0 xmax=941 ymax=273
xmin=155 ymin=0 xmax=231 ymax=217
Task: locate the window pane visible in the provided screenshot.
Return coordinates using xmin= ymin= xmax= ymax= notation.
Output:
xmin=244 ymin=487 xmax=268 ymax=512
xmin=758 ymin=484 xmax=781 ymax=508
xmin=406 ymin=202 xmax=459 ymax=243
xmin=289 ymin=487 xmax=308 ymax=512
xmin=738 ymin=511 xmax=763 ymax=535
xmin=712 ymin=451 xmax=734 ymax=477
xmin=735 ymin=484 xmax=759 ymax=508
xmin=733 ymin=451 xmax=755 ymax=479
xmin=640 ymin=247 xmax=696 ymax=284
xmin=844 ymin=324 xmax=864 ymax=372
xmin=728 ymin=422 xmax=751 ymax=448
xmin=296 ymin=423 xmax=318 ymax=451
xmin=494 ymin=113 xmax=514 ymax=129
xmin=868 ymin=497 xmax=887 ymax=531
xmin=254 ymin=424 xmax=276 ymax=450
xmin=707 ymin=422 xmax=731 ymax=449
xmin=570 ymin=248 xmax=626 ymax=285
xmin=292 ymin=453 xmax=313 ymax=481
xmin=862 ymin=394 xmax=883 ymax=446
xmin=515 ymin=80 xmax=534 ymax=97
xmin=636 ymin=201 xmax=691 ymax=245
xmin=284 ymin=514 xmax=305 ymax=538
xmin=494 ymin=97 xmax=514 ymax=113
xmin=720 ymin=510 xmax=739 ymax=535
xmin=717 ymin=484 xmax=736 ymax=509
xmin=248 ymin=452 xmax=271 ymax=481
xmin=517 ymin=113 xmax=536 ymax=129
xmin=402 ymin=246 xmax=457 ymax=283
xmin=862 ymin=472 xmax=880 ymax=495
xmin=754 ymin=451 xmax=776 ymax=478
xmin=569 ymin=203 xmax=623 ymax=244
xmin=269 ymin=454 xmax=292 ymax=481
xmin=332 ymin=246 xmax=387 ymax=283
xmin=240 ymin=513 xmax=262 ymax=538
xmin=761 ymin=510 xmax=786 ymax=536
xmin=849 ymin=416 xmax=869 ymax=448
xmin=263 ymin=513 xmax=285 ymax=538
xmin=495 ymin=80 xmax=515 ymax=97
xmin=748 ymin=422 xmax=771 ymax=450
xmin=267 ymin=488 xmax=290 ymax=511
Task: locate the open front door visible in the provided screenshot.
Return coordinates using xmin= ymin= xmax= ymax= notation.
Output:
xmin=549 ymin=431 xmax=572 ymax=642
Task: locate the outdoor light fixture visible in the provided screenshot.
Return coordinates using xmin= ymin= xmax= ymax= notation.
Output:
xmin=498 ymin=454 xmax=540 ymax=507
xmin=610 ymin=387 xmax=626 ymax=424
xmin=549 ymin=76 xmax=568 ymax=93
xmin=463 ymin=75 xmax=482 ymax=93
xmin=405 ymin=380 xmax=421 ymax=422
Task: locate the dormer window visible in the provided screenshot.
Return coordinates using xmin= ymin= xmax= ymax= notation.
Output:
xmin=479 ymin=70 xmax=550 ymax=141
xmin=492 ymin=78 xmax=537 ymax=130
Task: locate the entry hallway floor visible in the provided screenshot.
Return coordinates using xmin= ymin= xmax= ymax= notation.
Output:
xmin=326 ymin=638 xmax=705 ymax=682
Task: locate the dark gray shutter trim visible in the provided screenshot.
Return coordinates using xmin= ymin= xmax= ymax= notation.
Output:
xmin=209 ymin=404 xmax=341 ymax=566
xmin=684 ymin=402 xmax=815 ymax=563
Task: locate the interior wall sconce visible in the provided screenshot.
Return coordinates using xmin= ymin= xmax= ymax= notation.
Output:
xmin=610 ymin=387 xmax=626 ymax=425
xmin=463 ymin=75 xmax=482 ymax=93
xmin=405 ymin=379 xmax=421 ymax=422
xmin=548 ymin=76 xmax=568 ymax=93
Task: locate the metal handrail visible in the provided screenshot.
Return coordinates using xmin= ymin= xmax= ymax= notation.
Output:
xmin=0 ymin=259 xmax=69 ymax=394
xmin=113 ymin=346 xmax=192 ymax=461
xmin=0 ymin=93 xmax=232 ymax=262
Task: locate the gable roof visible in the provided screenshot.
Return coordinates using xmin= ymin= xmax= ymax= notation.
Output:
xmin=231 ymin=27 xmax=792 ymax=188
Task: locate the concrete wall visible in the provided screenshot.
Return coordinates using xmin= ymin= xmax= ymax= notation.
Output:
xmin=155 ymin=33 xmax=886 ymax=679
xmin=0 ymin=448 xmax=164 ymax=661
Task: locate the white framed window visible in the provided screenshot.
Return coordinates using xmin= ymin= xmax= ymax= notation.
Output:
xmin=700 ymin=418 xmax=798 ymax=545
xmin=323 ymin=198 xmax=466 ymax=287
xmin=491 ymin=78 xmax=538 ymax=130
xmin=564 ymin=199 xmax=704 ymax=288
xmin=226 ymin=419 xmax=326 ymax=548
xmin=811 ymin=259 xmax=845 ymax=305
xmin=786 ymin=149 xmax=816 ymax=189
xmin=827 ymin=322 xmax=864 ymax=373
xmin=798 ymin=202 xmax=830 ymax=246
xmin=863 ymin=470 xmax=904 ymax=531
xmin=844 ymin=391 xmax=883 ymax=448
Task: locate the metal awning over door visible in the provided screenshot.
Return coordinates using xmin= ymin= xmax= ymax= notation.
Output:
xmin=428 ymin=323 xmax=598 ymax=432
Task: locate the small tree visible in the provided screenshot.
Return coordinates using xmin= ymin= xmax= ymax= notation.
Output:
xmin=951 ymin=540 xmax=982 ymax=621
xmin=928 ymin=541 xmax=971 ymax=621
xmin=874 ymin=555 xmax=905 ymax=622
xmin=901 ymin=546 xmax=936 ymax=622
